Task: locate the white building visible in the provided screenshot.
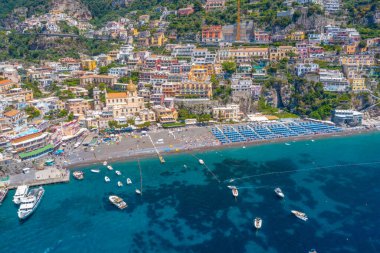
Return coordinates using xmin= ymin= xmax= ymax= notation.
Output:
xmin=295 ymin=63 xmax=319 ymax=76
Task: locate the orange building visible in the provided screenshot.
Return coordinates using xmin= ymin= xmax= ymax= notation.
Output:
xmin=202 ymin=25 xmax=223 ymax=43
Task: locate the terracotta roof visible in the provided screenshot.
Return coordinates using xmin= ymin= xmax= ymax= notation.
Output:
xmin=11 ymin=132 xmax=43 ymax=144
xmin=3 ymin=109 xmax=20 ymax=117
xmin=0 ymin=80 xmax=12 ymax=86
xmin=80 ymin=75 xmax=115 ymax=79
xmin=107 ymin=92 xmax=128 ymax=99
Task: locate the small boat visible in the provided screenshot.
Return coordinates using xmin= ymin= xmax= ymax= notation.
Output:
xmin=103 ymin=161 xmax=108 ymax=166
xmin=199 ymin=159 xmax=204 ymax=165
xmin=232 ymin=188 xmax=238 ymax=198
xmin=291 ymin=210 xmax=308 ymax=221
xmin=135 ymin=189 xmax=141 ymax=195
xmin=73 ymin=171 xmax=84 ymax=180
xmin=107 ymin=165 xmax=113 ymax=171
xmin=109 ymin=195 xmax=127 ymax=210
xmin=13 ymin=185 xmax=29 ymax=204
xmin=105 ymin=176 xmax=110 ymax=182
xmin=183 ymin=165 xmax=187 ymax=169
xmin=227 ymin=185 xmax=236 ymax=189
xmin=274 ymin=188 xmax=285 ymax=198
xmin=91 ymin=169 xmax=100 ymax=173
xmin=229 ymin=178 xmax=235 ymax=183
xmin=242 ymin=146 xmax=246 ymax=149
xmin=117 ymin=181 xmax=123 ymax=187
xmin=285 ymin=143 xmax=291 ymax=146
xmin=308 ymin=249 xmax=317 ymax=253
xmin=115 ymin=170 xmax=121 ymax=176
xmin=18 ymin=187 xmax=45 ymax=220
xmin=126 ymin=178 xmax=132 ymax=185
xmin=0 ymin=188 xmax=8 ymax=205
xmin=254 ymin=217 xmax=262 ymax=229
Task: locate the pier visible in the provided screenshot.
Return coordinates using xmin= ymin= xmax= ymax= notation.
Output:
xmin=147 ymin=134 xmax=165 ymax=163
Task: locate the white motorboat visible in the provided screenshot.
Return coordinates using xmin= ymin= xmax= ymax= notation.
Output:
xmin=291 ymin=210 xmax=308 ymax=221
xmin=0 ymin=188 xmax=8 ymax=205
xmin=107 ymin=165 xmax=113 ymax=171
xmin=199 ymin=159 xmax=204 ymax=165
xmin=135 ymin=189 xmax=141 ymax=195
xmin=117 ymin=181 xmax=123 ymax=187
xmin=227 ymin=185 xmax=236 ymax=189
xmin=308 ymin=249 xmax=317 ymax=253
xmin=109 ymin=195 xmax=127 ymax=210
xmin=17 ymin=187 xmax=44 ymax=220
xmin=274 ymin=188 xmax=285 ymax=198
xmin=73 ymin=171 xmax=84 ymax=180
xmin=103 ymin=161 xmax=108 ymax=166
xmin=13 ymin=185 xmax=29 ymax=204
xmin=115 ymin=170 xmax=121 ymax=176
xmin=232 ymin=188 xmax=238 ymax=198
xmin=254 ymin=217 xmax=262 ymax=229
xmin=105 ymin=176 xmax=110 ymax=182
xmin=126 ymin=178 xmax=132 ymax=184
xmin=91 ymin=169 xmax=100 ymax=173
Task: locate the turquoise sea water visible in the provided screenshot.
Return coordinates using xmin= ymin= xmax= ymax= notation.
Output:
xmin=1 ymin=133 xmax=380 ymax=253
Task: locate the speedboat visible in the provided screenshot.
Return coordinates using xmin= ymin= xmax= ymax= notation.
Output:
xmin=103 ymin=161 xmax=108 ymax=166
xmin=13 ymin=185 xmax=29 ymax=204
xmin=291 ymin=210 xmax=308 ymax=221
xmin=115 ymin=170 xmax=121 ymax=176
xmin=199 ymin=159 xmax=204 ymax=165
xmin=0 ymin=188 xmax=8 ymax=205
xmin=274 ymin=188 xmax=285 ymax=198
xmin=232 ymin=188 xmax=238 ymax=198
xmin=126 ymin=178 xmax=132 ymax=184
xmin=254 ymin=217 xmax=262 ymax=229
xmin=117 ymin=181 xmax=123 ymax=187
xmin=91 ymin=169 xmax=100 ymax=173
xmin=135 ymin=189 xmax=141 ymax=195
xmin=17 ymin=187 xmax=44 ymax=220
xmin=73 ymin=171 xmax=84 ymax=180
xmin=105 ymin=176 xmax=110 ymax=182
xmin=109 ymin=195 xmax=127 ymax=210
xmin=107 ymin=165 xmax=113 ymax=171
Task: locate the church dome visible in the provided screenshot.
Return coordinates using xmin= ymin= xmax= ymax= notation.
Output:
xmin=127 ymin=80 xmax=137 ymax=92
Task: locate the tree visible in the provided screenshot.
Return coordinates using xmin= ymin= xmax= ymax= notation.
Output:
xmin=222 ymin=61 xmax=237 ymax=74
xmin=25 ymin=106 xmax=41 ymax=119
xmin=108 ymin=120 xmax=118 ymax=129
xmin=67 ymin=112 xmax=74 ymax=122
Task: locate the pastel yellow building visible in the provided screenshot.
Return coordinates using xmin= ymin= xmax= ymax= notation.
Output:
xmin=151 ymin=32 xmax=167 ymax=47
xmin=287 ymin=31 xmax=305 ymax=41
xmin=340 ymin=55 xmax=375 ymax=67
xmin=81 ymin=60 xmax=97 ymax=71
xmin=343 ymin=44 xmax=357 ymax=55
xmin=350 ymin=78 xmax=366 ymax=91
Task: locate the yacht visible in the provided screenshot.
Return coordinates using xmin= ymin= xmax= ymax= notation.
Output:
xmin=291 ymin=210 xmax=308 ymax=221
xmin=105 ymin=176 xmax=110 ymax=182
xmin=13 ymin=185 xmax=29 ymax=204
xmin=115 ymin=170 xmax=121 ymax=176
xmin=103 ymin=161 xmax=108 ymax=166
xmin=0 ymin=188 xmax=8 ymax=204
xmin=126 ymin=178 xmax=132 ymax=184
xmin=17 ymin=187 xmax=45 ymax=220
xmin=73 ymin=171 xmax=84 ymax=180
xmin=109 ymin=195 xmax=127 ymax=210
xmin=107 ymin=165 xmax=113 ymax=171
xmin=274 ymin=188 xmax=285 ymax=198
xmin=232 ymin=187 xmax=238 ymax=198
xmin=117 ymin=181 xmax=123 ymax=187
xmin=254 ymin=217 xmax=262 ymax=229
xmin=91 ymin=169 xmax=100 ymax=173
xmin=135 ymin=189 xmax=141 ymax=195
xmin=199 ymin=159 xmax=205 ymax=165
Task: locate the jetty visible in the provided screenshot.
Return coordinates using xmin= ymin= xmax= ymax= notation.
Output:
xmin=147 ymin=134 xmax=165 ymax=163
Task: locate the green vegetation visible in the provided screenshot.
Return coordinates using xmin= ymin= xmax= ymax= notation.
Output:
xmin=178 ymin=108 xmax=211 ymax=122
xmin=57 ymin=21 xmax=79 ymax=35
xmin=222 ymin=61 xmax=237 ymax=74
xmin=0 ymin=0 xmax=48 ymax=20
xmin=63 ymin=78 xmax=80 ymax=87
xmin=44 ymin=109 xmax=68 ymax=120
xmin=21 ymin=81 xmax=43 ymax=98
xmin=24 ymin=106 xmax=41 ymax=119
xmin=162 ymin=122 xmax=186 ymax=128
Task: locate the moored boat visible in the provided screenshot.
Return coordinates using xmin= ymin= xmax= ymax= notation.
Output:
xmin=109 ymin=195 xmax=127 ymax=209
xmin=115 ymin=170 xmax=121 ymax=176
xmin=254 ymin=217 xmax=262 ymax=229
xmin=199 ymin=159 xmax=204 ymax=165
xmin=126 ymin=178 xmax=132 ymax=184
xmin=274 ymin=187 xmax=285 ymax=198
xmin=0 ymin=187 xmax=8 ymax=205
xmin=13 ymin=185 xmax=29 ymax=204
xmin=232 ymin=187 xmax=238 ymax=198
xmin=308 ymin=249 xmax=317 ymax=253
xmin=103 ymin=161 xmax=108 ymax=166
xmin=291 ymin=210 xmax=308 ymax=221
xmin=73 ymin=171 xmax=84 ymax=180
xmin=135 ymin=189 xmax=141 ymax=195
xmin=91 ymin=169 xmax=100 ymax=173
xmin=227 ymin=185 xmax=236 ymax=189
xmin=17 ymin=187 xmax=45 ymax=220
xmin=107 ymin=165 xmax=113 ymax=171
xmin=117 ymin=181 xmax=123 ymax=187
xmin=105 ymin=176 xmax=110 ymax=182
